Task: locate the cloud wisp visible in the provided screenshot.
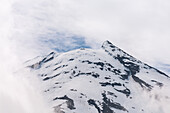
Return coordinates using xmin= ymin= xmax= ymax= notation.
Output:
xmin=9 ymin=0 xmax=170 ymax=65
xmin=0 ymin=0 xmax=170 ymax=113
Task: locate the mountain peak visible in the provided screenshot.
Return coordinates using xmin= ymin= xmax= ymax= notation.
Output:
xmin=102 ymin=40 xmax=116 ymax=49
xmin=102 ymin=40 xmax=127 ymax=56
xmin=25 ymin=41 xmax=170 ymax=113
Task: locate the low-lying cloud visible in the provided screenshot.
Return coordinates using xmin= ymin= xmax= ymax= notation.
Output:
xmin=0 ymin=0 xmax=170 ymax=112
xmin=8 ymin=0 xmax=170 ymax=67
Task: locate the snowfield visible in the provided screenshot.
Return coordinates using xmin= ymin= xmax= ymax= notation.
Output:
xmin=24 ymin=41 xmax=170 ymax=113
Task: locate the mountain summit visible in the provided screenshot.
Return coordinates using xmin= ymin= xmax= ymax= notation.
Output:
xmin=27 ymin=40 xmax=169 ymax=113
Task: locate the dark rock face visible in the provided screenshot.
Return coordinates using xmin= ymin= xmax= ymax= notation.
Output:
xmin=102 ymin=93 xmax=128 ymax=112
xmin=151 ymin=80 xmax=163 ymax=88
xmin=43 ymin=73 xmax=61 ymax=81
xmin=53 ymin=95 xmax=76 ymax=110
xmin=27 ymin=40 xmax=169 ymax=113
xmin=102 ymin=41 xmax=141 ymax=79
xmin=116 ymin=55 xmax=140 ymax=76
xmin=88 ymin=92 xmax=128 ymax=113
xmin=102 ymin=40 xmax=169 ymax=90
xmin=114 ymin=86 xmax=131 ymax=97
xmin=99 ymin=82 xmax=122 ymax=87
xmin=88 ymin=99 xmax=101 ymax=113
xmin=132 ymin=75 xmax=153 ymax=91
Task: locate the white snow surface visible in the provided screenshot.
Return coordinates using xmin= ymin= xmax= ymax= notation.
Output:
xmin=24 ymin=41 xmax=170 ymax=113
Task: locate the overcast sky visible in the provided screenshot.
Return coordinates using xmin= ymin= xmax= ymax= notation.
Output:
xmin=1 ymin=0 xmax=169 ymax=73
xmin=0 ymin=0 xmax=170 ymax=112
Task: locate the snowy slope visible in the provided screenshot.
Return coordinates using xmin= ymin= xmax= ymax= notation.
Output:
xmin=26 ymin=40 xmax=170 ymax=113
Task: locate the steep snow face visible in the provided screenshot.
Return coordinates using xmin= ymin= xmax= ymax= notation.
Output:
xmin=27 ymin=41 xmax=170 ymax=113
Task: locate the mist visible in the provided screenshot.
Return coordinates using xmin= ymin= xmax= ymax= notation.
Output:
xmin=7 ymin=0 xmax=170 ymax=73
xmin=0 ymin=0 xmax=170 ymax=113
xmin=0 ymin=38 xmax=52 ymax=113
xmin=0 ymin=1 xmax=52 ymax=113
xmin=0 ymin=30 xmax=53 ymax=113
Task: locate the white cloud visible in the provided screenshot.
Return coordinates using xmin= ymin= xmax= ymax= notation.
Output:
xmin=6 ymin=0 xmax=170 ymax=65
xmin=0 ymin=0 xmax=170 ymax=112
xmin=0 ymin=1 xmax=52 ymax=112
xmin=0 ymin=37 xmax=52 ymax=113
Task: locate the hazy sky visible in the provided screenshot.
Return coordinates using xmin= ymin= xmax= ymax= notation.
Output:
xmin=0 ymin=0 xmax=170 ymax=112
xmin=1 ymin=0 xmax=169 ymax=73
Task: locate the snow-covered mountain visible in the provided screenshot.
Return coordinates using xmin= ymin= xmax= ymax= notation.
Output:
xmin=26 ymin=40 xmax=170 ymax=113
